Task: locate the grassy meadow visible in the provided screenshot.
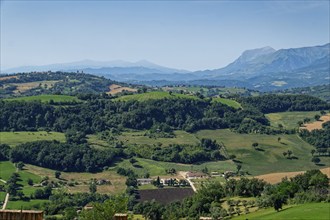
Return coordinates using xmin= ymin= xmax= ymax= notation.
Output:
xmin=0 ymin=131 xmax=65 ymax=147
xmin=195 ymin=129 xmax=330 ymax=175
xmin=266 ymin=111 xmax=321 ymax=129
xmin=115 ymin=91 xmax=199 ymax=101
xmin=116 ymin=157 xmax=236 ymax=177
xmin=117 ymin=130 xmax=199 ymax=147
xmin=212 ymin=97 xmax=242 ymax=109
xmin=233 ymin=203 xmax=330 ymax=220
xmin=5 ymin=94 xmax=81 ymax=103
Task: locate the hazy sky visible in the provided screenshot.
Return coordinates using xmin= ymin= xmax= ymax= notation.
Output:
xmin=1 ymin=1 xmax=329 ymax=71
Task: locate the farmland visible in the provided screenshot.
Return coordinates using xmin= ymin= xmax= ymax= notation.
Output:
xmin=266 ymin=111 xmax=321 ymax=129
xmin=0 ymin=131 xmax=65 ymax=147
xmin=4 ymin=94 xmax=81 ymax=103
xmin=107 ymin=84 xmax=137 ymax=95
xmin=138 ymin=188 xmax=194 ymax=204
xmin=233 ymin=203 xmax=330 ymax=220
xmin=8 ymin=81 xmax=59 ymax=93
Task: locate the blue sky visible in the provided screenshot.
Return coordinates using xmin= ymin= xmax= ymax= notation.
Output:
xmin=1 ymin=1 xmax=329 ymax=71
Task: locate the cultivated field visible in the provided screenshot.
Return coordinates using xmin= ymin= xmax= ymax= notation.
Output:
xmin=302 ymin=114 xmax=330 ymax=131
xmin=5 ymin=94 xmax=81 ymax=103
xmin=107 ymin=84 xmax=137 ymax=95
xmin=0 ymin=75 xmax=18 ymax=81
xmin=195 ymin=129 xmax=330 ymax=175
xmin=0 ymin=131 xmax=66 ymax=147
xmin=266 ymin=111 xmax=321 ymax=129
xmin=233 ymin=203 xmax=330 ymax=220
xmin=254 ymin=167 xmax=330 ymax=184
xmin=9 ymin=80 xmax=59 ymax=93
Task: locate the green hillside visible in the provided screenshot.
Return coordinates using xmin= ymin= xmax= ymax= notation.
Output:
xmin=115 ymin=91 xmax=199 ymax=101
xmin=4 ymin=94 xmax=81 ymax=103
xmin=233 ymin=203 xmax=330 ymax=220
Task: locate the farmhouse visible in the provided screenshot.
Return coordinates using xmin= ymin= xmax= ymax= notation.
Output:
xmin=137 ymin=178 xmax=153 ymax=185
xmin=186 ymin=171 xmax=208 ymax=179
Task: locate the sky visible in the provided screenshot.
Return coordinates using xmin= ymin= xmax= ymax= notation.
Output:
xmin=1 ymin=0 xmax=329 ymax=71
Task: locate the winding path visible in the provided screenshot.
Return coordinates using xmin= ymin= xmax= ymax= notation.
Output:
xmin=0 ymin=179 xmax=9 ymax=210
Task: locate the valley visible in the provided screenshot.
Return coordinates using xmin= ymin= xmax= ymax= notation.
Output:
xmin=0 ymin=72 xmax=329 ymax=219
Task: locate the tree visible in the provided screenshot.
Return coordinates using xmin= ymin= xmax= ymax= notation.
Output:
xmin=277 ymin=137 xmax=281 ymax=142
xmin=55 ymin=171 xmax=61 ymax=179
xmin=311 ymin=157 xmax=320 ymax=164
xmin=314 ymin=114 xmax=321 ymax=121
xmin=287 ymin=150 xmax=293 ymax=159
xmin=297 ymin=121 xmax=304 ymax=127
xmin=27 ymin=178 xmax=33 ymax=186
xmin=236 ymin=164 xmax=242 ymax=174
xmin=311 ymin=149 xmax=316 ymax=156
xmin=252 ymin=142 xmax=259 ymax=149
xmin=282 ymin=152 xmax=287 ymax=157
xmin=89 ymin=180 xmax=97 ymax=194
xmin=16 ymin=162 xmax=24 ymax=170
xmin=79 ymin=195 xmax=128 ymax=220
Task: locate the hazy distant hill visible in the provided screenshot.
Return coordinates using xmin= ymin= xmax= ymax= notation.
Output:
xmin=3 ymin=59 xmax=190 ymax=75
xmin=3 ymin=44 xmax=329 ymax=91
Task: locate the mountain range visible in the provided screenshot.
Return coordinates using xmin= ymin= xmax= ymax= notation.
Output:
xmin=2 ymin=43 xmax=329 ymax=91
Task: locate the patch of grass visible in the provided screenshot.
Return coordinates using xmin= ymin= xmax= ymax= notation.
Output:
xmin=5 ymin=94 xmax=81 ymax=103
xmin=195 ymin=129 xmax=330 ymax=175
xmin=0 ymin=131 xmax=65 ymax=147
xmin=212 ymin=97 xmax=242 ymax=109
xmin=0 ymin=161 xmax=16 ymax=181
xmin=266 ymin=111 xmax=321 ymax=129
xmin=115 ymin=91 xmax=199 ymax=102
xmin=118 ymin=130 xmax=199 ymax=147
xmin=24 ymin=164 xmax=126 ymax=195
xmin=233 ymin=203 xmax=330 ymax=220
xmin=116 ymin=158 xmax=236 ymax=177
xmin=5 ymin=199 xmax=48 ymax=210
xmin=87 ymin=134 xmax=111 ymax=149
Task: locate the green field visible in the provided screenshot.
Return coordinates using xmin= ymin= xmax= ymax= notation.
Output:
xmin=0 ymin=131 xmax=66 ymax=147
xmin=0 ymin=161 xmax=16 ymax=181
xmin=116 ymin=158 xmax=236 ymax=177
xmin=115 ymin=91 xmax=199 ymax=101
xmin=195 ymin=129 xmax=329 ymax=175
xmin=266 ymin=111 xmax=321 ymax=129
xmin=5 ymin=94 xmax=81 ymax=103
xmin=233 ymin=203 xmax=330 ymax=220
xmin=5 ymin=199 xmax=48 ymax=210
xmin=212 ymin=97 xmax=242 ymax=109
xmin=117 ymin=130 xmax=199 ymax=147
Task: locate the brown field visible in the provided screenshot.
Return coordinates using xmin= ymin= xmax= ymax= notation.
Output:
xmin=24 ymin=164 xmax=126 ymax=194
xmin=301 ymin=114 xmax=330 ymax=131
xmin=107 ymin=84 xmax=137 ymax=95
xmin=0 ymin=75 xmax=18 ymax=81
xmin=138 ymin=188 xmax=194 ymax=204
xmin=254 ymin=167 xmax=330 ymax=184
xmin=9 ymin=80 xmax=59 ymax=93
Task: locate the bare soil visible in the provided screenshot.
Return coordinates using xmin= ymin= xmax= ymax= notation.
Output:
xmin=254 ymin=167 xmax=330 ymax=184
xmin=107 ymin=84 xmax=137 ymax=95
xmin=301 ymin=114 xmax=330 ymax=131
